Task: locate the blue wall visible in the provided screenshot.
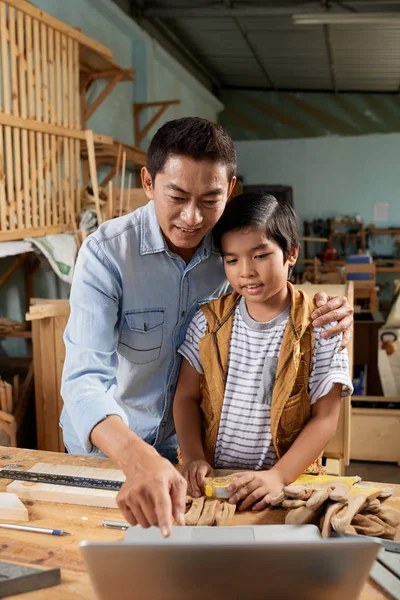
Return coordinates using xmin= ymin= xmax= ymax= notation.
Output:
xmin=236 ymin=133 xmax=400 ymax=229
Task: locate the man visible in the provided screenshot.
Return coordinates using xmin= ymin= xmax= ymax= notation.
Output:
xmin=61 ymin=117 xmax=353 ymax=537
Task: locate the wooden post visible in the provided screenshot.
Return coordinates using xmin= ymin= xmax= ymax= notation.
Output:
xmin=26 ymin=14 xmax=38 ymax=228
xmin=119 ymin=151 xmax=126 ymax=217
xmin=17 ymin=10 xmax=31 ymax=229
xmin=85 ymin=130 xmax=101 ymax=224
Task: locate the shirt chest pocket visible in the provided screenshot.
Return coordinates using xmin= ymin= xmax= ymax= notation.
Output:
xmin=118 ymin=309 xmax=164 ymax=365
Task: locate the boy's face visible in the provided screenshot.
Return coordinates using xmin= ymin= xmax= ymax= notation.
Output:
xmin=221 ymin=227 xmax=298 ymax=305
xmin=142 ymin=155 xmax=236 ymax=260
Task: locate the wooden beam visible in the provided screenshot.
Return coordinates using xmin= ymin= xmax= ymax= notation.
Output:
xmin=0 ymin=224 xmax=68 ymax=242
xmin=0 ymin=114 xmax=113 ymax=144
xmin=0 ymin=255 xmax=26 ymax=289
xmin=87 ymin=68 xmax=135 ymax=84
xmin=6 ymin=0 xmax=113 ymax=59
xmin=100 ymin=165 xmax=117 ymax=189
xmin=84 ymin=72 xmax=123 ymax=123
xmin=133 ymin=100 xmax=180 ymax=147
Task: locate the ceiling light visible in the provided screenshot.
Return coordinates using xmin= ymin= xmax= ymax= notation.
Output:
xmin=293 ymin=13 xmax=400 ymax=25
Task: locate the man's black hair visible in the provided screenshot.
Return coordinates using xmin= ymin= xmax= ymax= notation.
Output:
xmin=146 ymin=117 xmax=237 ymax=182
xmin=213 ymin=192 xmax=300 ymax=264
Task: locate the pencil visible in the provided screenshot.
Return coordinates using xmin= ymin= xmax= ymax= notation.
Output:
xmin=0 ymin=523 xmax=71 ymax=535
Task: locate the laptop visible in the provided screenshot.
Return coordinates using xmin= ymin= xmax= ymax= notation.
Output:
xmin=80 ymin=524 xmax=380 ymax=600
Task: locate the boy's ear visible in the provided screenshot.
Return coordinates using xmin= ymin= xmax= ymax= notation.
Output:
xmin=288 ymin=245 xmax=299 ymax=266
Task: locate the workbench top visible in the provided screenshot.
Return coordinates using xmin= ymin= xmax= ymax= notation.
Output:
xmin=0 ymin=447 xmax=398 ymax=600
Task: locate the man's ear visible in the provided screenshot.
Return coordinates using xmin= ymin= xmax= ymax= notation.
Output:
xmin=141 ymin=166 xmax=154 ymax=200
xmin=288 ymin=244 xmax=300 ymax=266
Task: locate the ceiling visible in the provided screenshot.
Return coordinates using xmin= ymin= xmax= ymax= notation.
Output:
xmin=120 ymin=0 xmax=400 ymax=93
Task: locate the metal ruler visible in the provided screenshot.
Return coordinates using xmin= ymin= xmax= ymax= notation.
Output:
xmin=0 ymin=469 xmax=123 ymax=491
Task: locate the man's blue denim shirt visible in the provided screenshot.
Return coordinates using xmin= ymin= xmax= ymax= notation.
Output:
xmin=60 ymin=201 xmax=229 ymax=455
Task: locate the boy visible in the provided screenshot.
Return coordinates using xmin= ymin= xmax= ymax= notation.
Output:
xmin=174 ymin=192 xmax=353 ymax=511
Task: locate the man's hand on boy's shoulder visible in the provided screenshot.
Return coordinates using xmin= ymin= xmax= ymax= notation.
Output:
xmin=182 ymin=459 xmax=214 ymax=498
xmin=311 ymin=292 xmax=353 ymax=352
xmin=227 ymin=470 xmax=286 ymax=512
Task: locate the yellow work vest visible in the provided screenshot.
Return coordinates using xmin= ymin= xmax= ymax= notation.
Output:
xmin=197 ymin=282 xmax=324 ymax=474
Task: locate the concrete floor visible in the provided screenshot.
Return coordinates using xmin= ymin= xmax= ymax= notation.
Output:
xmin=346 ymin=460 xmax=400 ymax=484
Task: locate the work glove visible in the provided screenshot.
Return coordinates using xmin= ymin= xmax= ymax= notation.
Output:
xmin=184 ymin=496 xmax=236 ymax=526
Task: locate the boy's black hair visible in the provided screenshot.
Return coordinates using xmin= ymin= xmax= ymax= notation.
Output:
xmin=146 ymin=117 xmax=237 ymax=182
xmin=213 ymin=191 xmax=300 ymax=264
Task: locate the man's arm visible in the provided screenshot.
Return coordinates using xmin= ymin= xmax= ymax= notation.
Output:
xmin=61 ymin=236 xmax=129 ymax=452
xmin=311 ymin=293 xmax=353 ymax=351
xmin=62 ymin=238 xmax=186 ymax=536
xmin=91 ymin=416 xmax=186 ymax=535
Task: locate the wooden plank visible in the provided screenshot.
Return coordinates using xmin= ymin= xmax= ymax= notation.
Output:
xmin=7 ymin=463 xmax=124 ymax=508
xmin=0 ymin=110 xmax=115 ymax=143
xmin=9 ymin=7 xmax=23 ymax=230
xmin=33 ymin=18 xmax=45 ymax=227
xmin=68 ymin=37 xmax=74 ymax=131
xmin=38 ymin=318 xmax=60 ymax=451
xmin=18 ymin=10 xmax=31 ymax=228
xmin=5 ymin=380 xmax=13 ymax=414
xmin=0 ymin=493 xmax=28 ymax=521
xmin=56 ymin=137 xmax=64 ymax=224
xmin=69 ymin=132 xmax=75 ymax=221
xmin=63 ymin=137 xmax=71 ymax=225
xmin=44 ymin=133 xmax=51 ymax=226
xmin=61 ymin=34 xmax=68 ymax=128
xmin=0 ymin=382 xmax=7 ymax=412
xmin=55 ymin=31 xmax=62 ymax=126
xmin=0 ymin=3 xmax=15 ymax=231
xmin=119 ymin=151 xmax=126 ymax=217
xmin=6 ymin=0 xmax=113 ymax=59
xmin=54 ymin=316 xmax=68 ymax=451
xmin=0 ymin=224 xmax=68 ymax=241
xmin=74 ymin=41 xmax=81 ymax=213
xmin=25 ymin=14 xmax=38 ymax=228
xmin=37 ymin=131 xmax=45 ymax=227
xmin=85 ymin=130 xmax=101 ymax=224
xmin=41 ymin=23 xmax=51 ymax=226
xmin=50 ymin=135 xmax=58 ymax=226
xmin=0 ymin=126 xmax=6 ymax=231
xmin=31 ymin=320 xmax=44 ymax=449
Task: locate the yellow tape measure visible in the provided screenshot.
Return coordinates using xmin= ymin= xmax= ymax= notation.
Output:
xmin=205 ymin=476 xmax=236 ymax=499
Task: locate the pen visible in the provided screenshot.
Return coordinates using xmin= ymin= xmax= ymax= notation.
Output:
xmin=0 ymin=523 xmax=71 ymax=536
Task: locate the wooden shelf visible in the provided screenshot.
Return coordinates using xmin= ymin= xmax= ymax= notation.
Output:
xmin=80 ymin=47 xmax=135 ymax=82
xmin=81 ymin=139 xmax=147 ymax=168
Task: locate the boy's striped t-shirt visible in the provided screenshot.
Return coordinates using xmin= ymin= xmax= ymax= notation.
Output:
xmin=178 ymin=296 xmax=353 ymax=471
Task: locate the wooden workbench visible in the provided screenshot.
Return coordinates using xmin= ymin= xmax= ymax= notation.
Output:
xmin=0 ymin=447 xmax=398 ymax=600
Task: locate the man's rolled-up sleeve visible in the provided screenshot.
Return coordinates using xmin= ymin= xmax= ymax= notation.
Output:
xmin=61 ymin=237 xmax=129 ymax=453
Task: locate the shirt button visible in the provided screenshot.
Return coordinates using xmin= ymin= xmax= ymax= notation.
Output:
xmin=169 ymin=385 xmax=173 ymax=392
xmin=161 ymin=421 xmax=166 ymax=427
xmin=181 ymin=310 xmax=185 ymax=318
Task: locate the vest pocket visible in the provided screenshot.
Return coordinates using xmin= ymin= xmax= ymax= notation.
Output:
xmin=118 ymin=309 xmax=164 ymax=364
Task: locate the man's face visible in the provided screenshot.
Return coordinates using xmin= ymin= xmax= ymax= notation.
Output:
xmin=142 ymin=155 xmax=236 ymax=259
